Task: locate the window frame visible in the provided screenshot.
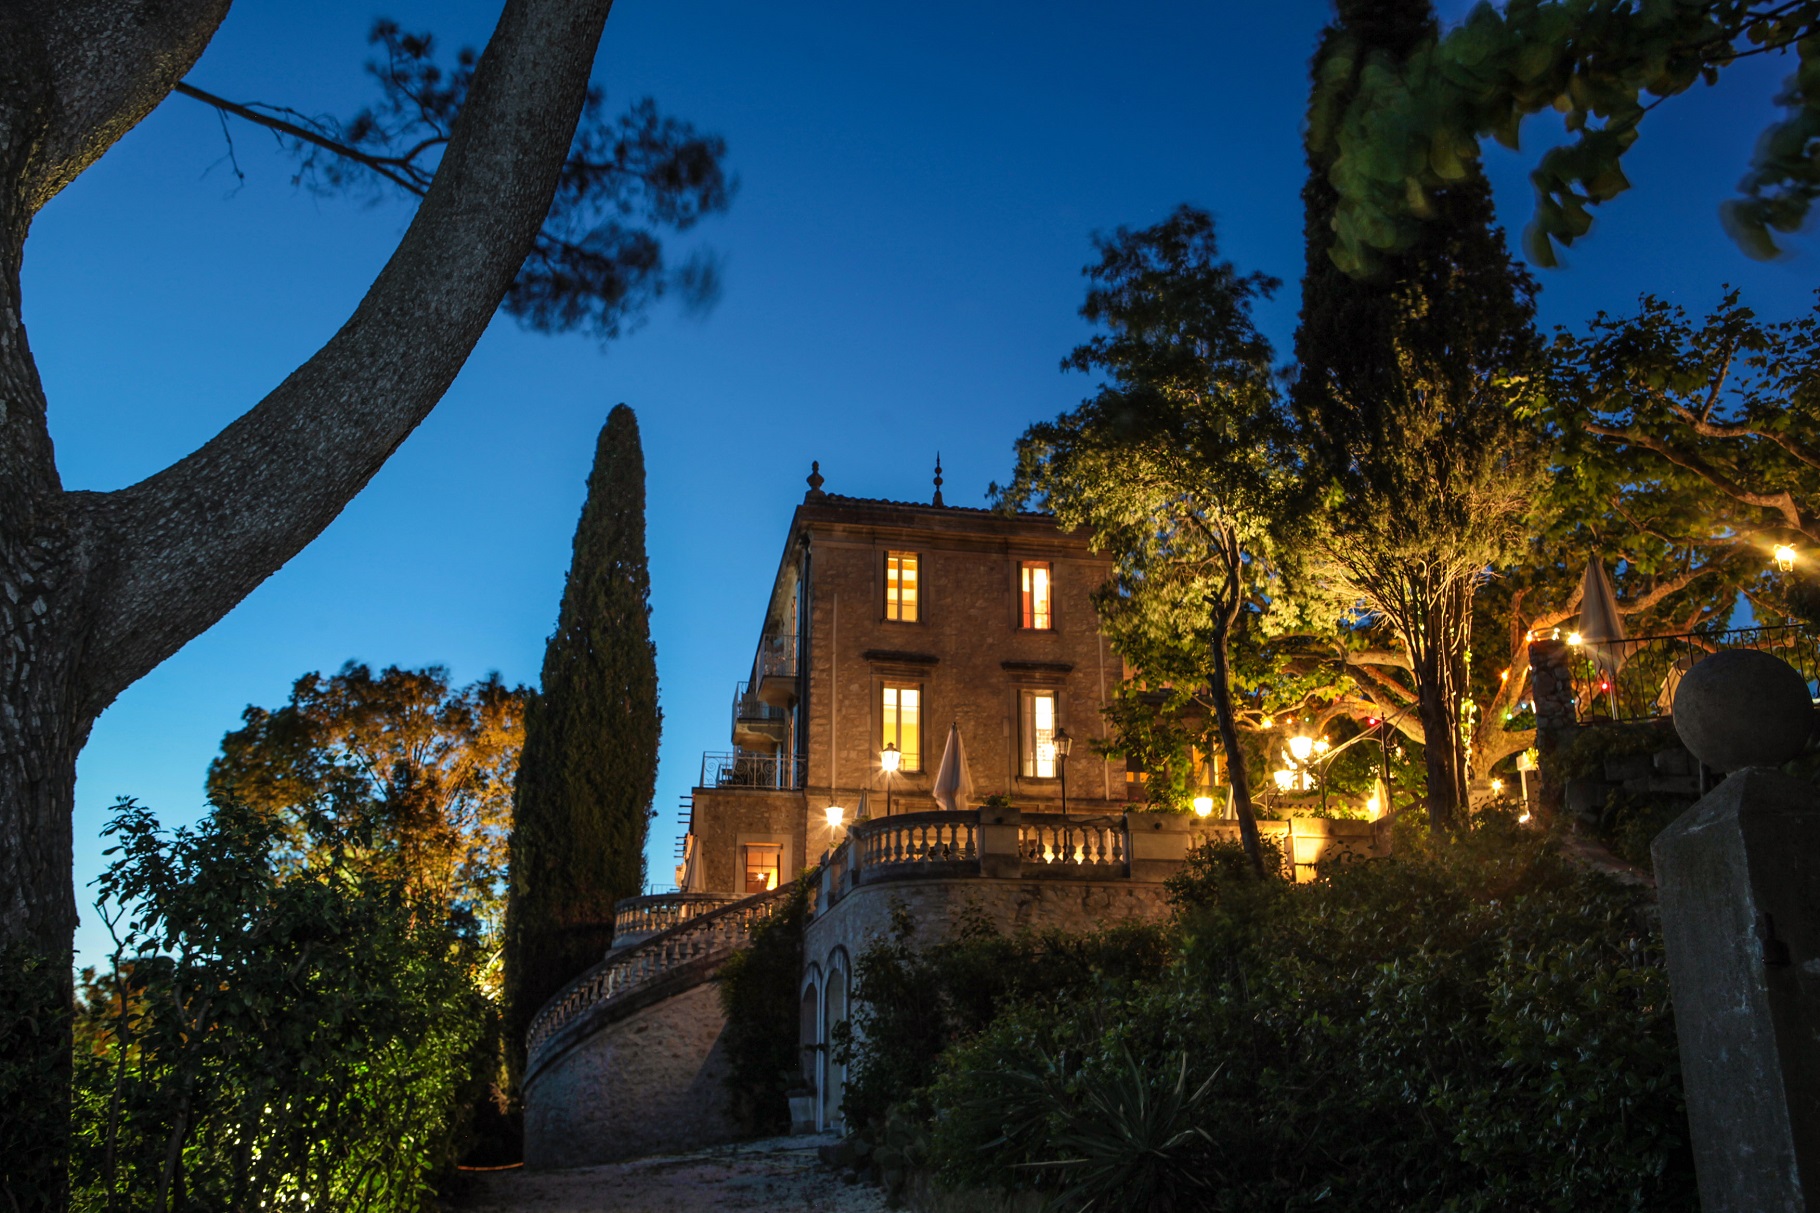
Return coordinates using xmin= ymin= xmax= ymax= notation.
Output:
xmin=880 ymin=681 xmax=925 ymax=774
xmin=1020 ymin=560 xmax=1053 ymax=630
xmin=1019 ymin=688 xmax=1059 ymax=779
xmin=884 ymin=550 xmax=921 ymax=623
xmin=741 ymin=842 xmax=784 ymax=894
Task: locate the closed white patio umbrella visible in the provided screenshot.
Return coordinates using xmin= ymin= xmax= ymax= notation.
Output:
xmin=930 ymin=721 xmax=975 ymax=812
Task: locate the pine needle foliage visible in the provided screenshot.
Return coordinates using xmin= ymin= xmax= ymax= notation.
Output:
xmin=1292 ymin=0 xmax=1546 ymax=833
xmin=504 ymin=406 xmax=661 ymax=1066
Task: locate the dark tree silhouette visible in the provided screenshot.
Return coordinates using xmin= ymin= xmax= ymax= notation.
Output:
xmin=0 ymin=1 xmax=619 ymax=1202
xmin=504 ymin=405 xmax=660 ymax=1073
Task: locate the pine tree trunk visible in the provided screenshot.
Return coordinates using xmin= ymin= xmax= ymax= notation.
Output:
xmin=1206 ymin=626 xmax=1267 ymax=879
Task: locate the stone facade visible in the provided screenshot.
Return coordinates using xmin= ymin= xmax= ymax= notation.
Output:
xmin=691 ymin=479 xmax=1127 ymax=896
xmin=523 ymin=971 xmax=741 ymax=1168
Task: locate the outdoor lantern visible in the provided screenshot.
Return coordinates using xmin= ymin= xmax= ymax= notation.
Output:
xmin=1054 ymin=728 xmax=1073 ymax=759
xmin=1287 ymin=729 xmax=1315 ymax=763
xmin=880 ymin=741 xmax=901 ymax=773
xmin=825 ymin=804 xmax=845 ymax=831
xmin=1567 ymin=631 xmax=1583 ymax=647
xmin=1192 ymin=793 xmax=1215 ymax=817
xmin=1776 ymin=544 xmax=1797 ymax=572
xmin=1490 ymin=777 xmax=1505 ymax=796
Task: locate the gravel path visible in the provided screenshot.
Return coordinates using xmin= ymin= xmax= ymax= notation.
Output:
xmin=452 ymin=1136 xmax=889 ymax=1213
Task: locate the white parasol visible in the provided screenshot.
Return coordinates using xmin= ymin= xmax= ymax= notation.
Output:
xmin=675 ymin=832 xmax=708 ymax=893
xmin=1578 ymin=558 xmax=1628 ymax=675
xmin=930 ymin=721 xmax=975 ymax=812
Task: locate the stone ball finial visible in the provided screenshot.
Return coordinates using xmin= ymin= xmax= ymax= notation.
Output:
xmin=1673 ymin=649 xmax=1815 ymax=773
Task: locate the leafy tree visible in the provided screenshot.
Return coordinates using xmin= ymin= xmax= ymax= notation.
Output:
xmin=70 ymin=799 xmax=486 ymax=1211
xmin=504 ymin=405 xmax=661 ymax=1069
xmin=178 ymin=19 xmax=734 ymax=343
xmin=1293 ymin=0 xmax=1547 ymax=832
xmin=1314 ymin=0 xmax=1820 ymax=272
xmin=1000 ymin=206 xmax=1294 ymax=875
xmin=205 ymin=663 xmax=526 ymax=955
xmin=0 ymin=1 xmax=676 ymax=1193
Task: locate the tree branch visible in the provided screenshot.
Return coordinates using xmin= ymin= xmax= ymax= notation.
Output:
xmin=71 ymin=0 xmax=616 ymax=718
xmin=173 ymin=81 xmax=432 ymax=196
xmin=15 ymin=0 xmax=234 ymax=215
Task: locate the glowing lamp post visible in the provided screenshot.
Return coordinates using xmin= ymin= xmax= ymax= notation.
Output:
xmin=1055 ymin=727 xmax=1073 ymax=818
xmin=1775 ymin=544 xmax=1797 ymax=572
xmin=880 ymin=741 xmax=901 ymax=816
xmin=1192 ymin=791 xmax=1215 ymax=818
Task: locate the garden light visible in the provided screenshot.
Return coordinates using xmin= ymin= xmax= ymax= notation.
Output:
xmin=1288 ymin=730 xmax=1315 ymax=763
xmin=1490 ymin=777 xmax=1504 ymax=796
xmin=1192 ymin=794 xmax=1215 ymax=817
xmin=1567 ymin=631 xmax=1583 ymax=647
xmin=1775 ymin=544 xmax=1797 ymax=571
xmin=824 ymin=804 xmax=845 ymax=831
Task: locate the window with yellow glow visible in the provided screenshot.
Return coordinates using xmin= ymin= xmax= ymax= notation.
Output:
xmin=742 ymin=843 xmax=782 ymax=894
xmin=1020 ymin=690 xmax=1057 ymax=778
xmin=885 ymin=552 xmax=920 ymax=622
xmin=881 ymin=684 xmax=922 ymax=772
xmin=1020 ymin=561 xmax=1052 ymax=629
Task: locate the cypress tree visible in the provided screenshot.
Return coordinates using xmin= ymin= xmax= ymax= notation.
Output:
xmin=504 ymin=405 xmax=661 ymax=1064
xmin=1292 ymin=0 xmax=1543 ymax=832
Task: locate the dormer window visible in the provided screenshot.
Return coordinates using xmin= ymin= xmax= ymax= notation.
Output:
xmin=1020 ymin=561 xmax=1052 ymax=629
xmin=886 ymin=551 xmax=920 ymax=622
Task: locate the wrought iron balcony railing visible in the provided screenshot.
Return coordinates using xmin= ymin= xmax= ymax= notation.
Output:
xmin=699 ymin=750 xmax=806 ymax=790
xmin=1566 ymin=623 xmax=1820 ymax=724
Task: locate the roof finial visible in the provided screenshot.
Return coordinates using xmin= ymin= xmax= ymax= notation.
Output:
xmin=932 ymin=452 xmax=945 ymax=507
xmin=805 ymin=460 xmax=826 ymax=500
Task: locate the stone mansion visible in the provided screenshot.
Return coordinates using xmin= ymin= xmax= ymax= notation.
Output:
xmin=518 ymin=466 xmax=1386 ymax=1166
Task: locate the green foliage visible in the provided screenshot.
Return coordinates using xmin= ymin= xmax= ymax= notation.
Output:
xmin=1317 ymin=1 xmax=1820 ymax=271
xmin=235 ymin=19 xmax=735 ymax=342
xmin=70 ymin=799 xmax=487 ymax=1211
xmin=838 ymin=905 xmax=1172 ymax=1134
xmin=1296 ymin=0 xmax=1546 ymax=832
xmin=1 ymin=940 xmax=71 ymax=1212
xmin=918 ymin=816 xmax=1693 ymax=1211
xmin=717 ymin=874 xmax=812 ymax=1134
xmin=206 ymin=662 xmax=525 ymax=952
xmin=506 ymin=405 xmax=663 ymax=1068
xmin=996 ymin=205 xmax=1301 ymax=862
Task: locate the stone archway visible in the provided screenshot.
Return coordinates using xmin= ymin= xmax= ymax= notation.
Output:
xmin=821 ymin=949 xmax=851 ymax=1132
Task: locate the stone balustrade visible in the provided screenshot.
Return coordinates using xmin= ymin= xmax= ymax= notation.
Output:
xmin=525 ymin=884 xmax=792 ymax=1078
xmin=610 ymin=892 xmax=743 ymax=949
xmin=814 ymin=806 xmax=1386 ymax=920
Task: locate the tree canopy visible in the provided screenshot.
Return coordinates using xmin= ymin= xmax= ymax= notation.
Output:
xmin=1315 ymin=0 xmax=1820 ymax=273
xmin=179 ymin=18 xmax=734 ymax=343
xmin=205 ymin=662 xmax=526 ymax=952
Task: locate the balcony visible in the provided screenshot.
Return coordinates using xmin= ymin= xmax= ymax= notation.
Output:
xmin=754 ymin=638 xmax=800 ymax=707
xmin=732 ymin=681 xmax=788 ymax=749
xmin=700 ymin=750 xmax=806 ymax=791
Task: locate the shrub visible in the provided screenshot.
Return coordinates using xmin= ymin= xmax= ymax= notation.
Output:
xmin=914 ymin=812 xmax=1694 ymax=1212
xmin=69 ymin=799 xmax=488 ymax=1212
xmin=716 ymin=872 xmax=813 ymax=1134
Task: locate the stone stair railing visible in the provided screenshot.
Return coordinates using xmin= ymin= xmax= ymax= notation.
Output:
xmin=524 ymin=883 xmax=792 ymax=1076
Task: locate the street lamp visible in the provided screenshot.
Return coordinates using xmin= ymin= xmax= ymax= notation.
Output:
xmin=1775 ymin=544 xmax=1798 ymax=572
xmin=880 ymin=741 xmax=900 ymax=816
xmin=1055 ymin=727 xmax=1073 ymax=818
xmin=825 ymin=803 xmax=845 ymax=831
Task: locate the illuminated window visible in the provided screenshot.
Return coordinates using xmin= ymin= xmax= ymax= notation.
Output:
xmin=1020 ymin=690 xmax=1058 ymax=778
xmin=1020 ymin=561 xmax=1052 ymax=629
xmin=742 ymin=843 xmax=783 ymax=894
xmin=881 ymin=684 xmax=922 ymax=772
xmin=885 ymin=552 xmax=919 ymax=622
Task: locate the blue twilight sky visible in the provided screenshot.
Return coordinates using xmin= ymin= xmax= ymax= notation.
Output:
xmin=26 ymin=0 xmax=1816 ymax=965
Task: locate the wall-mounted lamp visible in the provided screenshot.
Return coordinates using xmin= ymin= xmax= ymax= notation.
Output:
xmin=824 ymin=804 xmax=845 ymax=831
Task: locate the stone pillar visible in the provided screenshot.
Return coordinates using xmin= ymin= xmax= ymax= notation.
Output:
xmin=1526 ymin=638 xmax=1574 ymax=819
xmin=978 ymin=802 xmax=1021 ymax=879
xmin=1654 ymin=649 xmax=1820 ymax=1212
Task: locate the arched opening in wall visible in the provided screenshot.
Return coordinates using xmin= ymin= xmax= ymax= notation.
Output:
xmin=798 ymin=966 xmax=822 ymax=1132
xmin=823 ymin=950 xmax=851 ymax=1133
